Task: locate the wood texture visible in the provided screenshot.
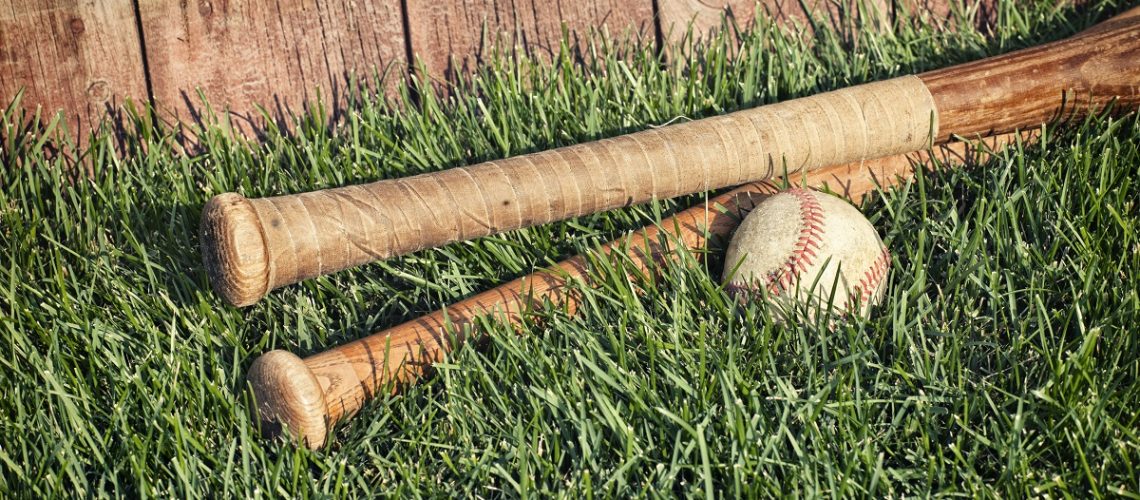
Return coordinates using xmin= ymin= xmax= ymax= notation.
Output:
xmin=136 ymin=0 xmax=406 ymax=132
xmin=919 ymin=6 xmax=1140 ymax=141
xmin=0 ymin=0 xmax=1034 ymax=138
xmin=249 ymin=131 xmax=1029 ymax=449
xmin=404 ymin=0 xmax=654 ymax=82
xmin=202 ymin=76 xmax=937 ymax=306
xmin=655 ymin=0 xmax=1005 ymax=43
xmin=0 ymin=0 xmax=147 ymax=132
xmin=657 ymin=0 xmax=886 ymax=40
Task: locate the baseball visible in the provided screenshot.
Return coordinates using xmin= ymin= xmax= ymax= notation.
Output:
xmin=722 ymin=187 xmax=890 ymax=321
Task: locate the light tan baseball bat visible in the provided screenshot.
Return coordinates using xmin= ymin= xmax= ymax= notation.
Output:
xmin=248 ymin=131 xmax=1030 ymax=449
xmin=201 ymin=8 xmax=1140 ymax=307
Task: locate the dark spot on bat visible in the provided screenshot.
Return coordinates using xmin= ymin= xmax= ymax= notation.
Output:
xmin=259 ymin=419 xmax=282 ymax=437
xmin=502 ymin=200 xmax=510 ymax=206
xmin=271 ymin=219 xmax=281 ymax=227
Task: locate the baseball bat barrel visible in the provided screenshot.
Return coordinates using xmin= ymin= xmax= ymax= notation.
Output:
xmin=922 ymin=6 xmax=1140 ymax=142
xmin=248 ymin=132 xmax=1029 ymax=449
xmin=203 ymin=8 xmax=1140 ymax=307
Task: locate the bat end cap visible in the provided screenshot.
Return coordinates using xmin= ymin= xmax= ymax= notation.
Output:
xmin=201 ymin=193 xmax=271 ymax=307
xmin=247 ymin=350 xmax=329 ymax=450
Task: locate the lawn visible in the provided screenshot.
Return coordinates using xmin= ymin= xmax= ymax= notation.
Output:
xmin=2 ymin=0 xmax=1139 ymax=496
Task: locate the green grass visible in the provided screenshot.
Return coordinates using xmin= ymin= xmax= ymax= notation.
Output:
xmin=2 ymin=0 xmax=1139 ymax=496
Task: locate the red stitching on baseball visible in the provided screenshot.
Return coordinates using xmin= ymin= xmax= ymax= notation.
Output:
xmin=846 ymin=248 xmax=891 ymax=309
xmin=764 ymin=188 xmax=825 ymax=296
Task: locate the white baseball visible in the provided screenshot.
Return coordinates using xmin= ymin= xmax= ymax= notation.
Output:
xmin=722 ymin=187 xmax=890 ymax=320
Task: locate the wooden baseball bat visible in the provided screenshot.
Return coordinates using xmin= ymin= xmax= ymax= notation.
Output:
xmin=202 ymin=8 xmax=1140 ymax=307
xmin=248 ymin=131 xmax=1030 ymax=449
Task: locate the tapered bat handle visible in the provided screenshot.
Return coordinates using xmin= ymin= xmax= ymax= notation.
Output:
xmin=204 ymin=8 xmax=1140 ymax=307
xmin=246 ymin=132 xmax=1029 ymax=449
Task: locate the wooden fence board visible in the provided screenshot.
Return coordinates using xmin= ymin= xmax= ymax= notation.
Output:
xmin=657 ymin=0 xmax=896 ymax=42
xmin=0 ymin=0 xmax=147 ymax=131
xmin=657 ymin=0 xmax=1004 ymax=43
xmin=405 ymin=0 xmax=655 ymax=82
xmin=137 ymin=0 xmax=406 ymax=132
xmin=2 ymin=0 xmax=1018 ymax=139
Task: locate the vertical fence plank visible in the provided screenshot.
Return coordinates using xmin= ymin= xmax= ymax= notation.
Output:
xmin=405 ymin=0 xmax=655 ymax=83
xmin=137 ymin=0 xmax=406 ymax=133
xmin=0 ymin=0 xmax=147 ymax=133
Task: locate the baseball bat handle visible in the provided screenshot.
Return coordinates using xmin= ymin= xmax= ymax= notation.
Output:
xmin=203 ymin=8 xmax=1140 ymax=307
xmin=203 ymin=77 xmax=935 ymax=306
xmin=247 ymin=132 xmax=1030 ymax=449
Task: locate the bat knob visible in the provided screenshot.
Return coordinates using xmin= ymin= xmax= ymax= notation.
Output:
xmin=247 ymin=350 xmax=329 ymax=449
xmin=200 ymin=193 xmax=270 ymax=307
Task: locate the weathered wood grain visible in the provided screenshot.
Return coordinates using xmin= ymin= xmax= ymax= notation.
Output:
xmin=656 ymin=0 xmax=1007 ymax=43
xmin=137 ymin=0 xmax=406 ymax=132
xmin=0 ymin=0 xmax=147 ymax=131
xmin=657 ymin=0 xmax=890 ymax=41
xmin=405 ymin=0 xmax=655 ymax=82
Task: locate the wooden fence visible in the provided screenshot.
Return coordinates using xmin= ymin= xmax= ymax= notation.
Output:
xmin=0 ymin=0 xmax=971 ymax=136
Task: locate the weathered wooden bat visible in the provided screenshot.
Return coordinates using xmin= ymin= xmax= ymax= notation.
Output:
xmin=247 ymin=132 xmax=1029 ymax=449
xmin=202 ymin=8 xmax=1140 ymax=308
